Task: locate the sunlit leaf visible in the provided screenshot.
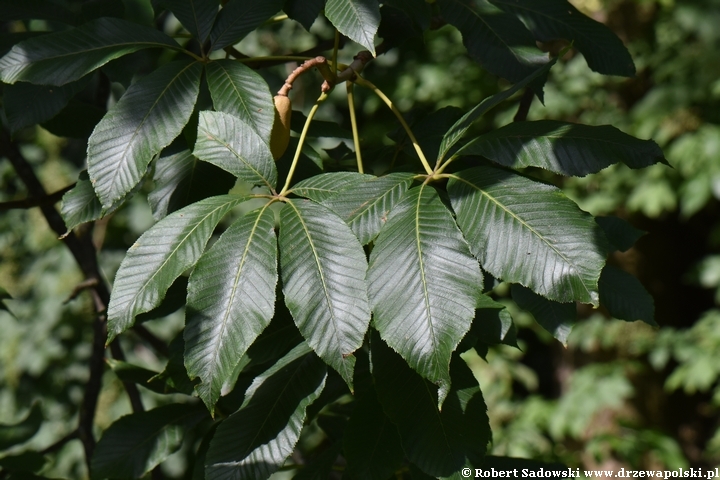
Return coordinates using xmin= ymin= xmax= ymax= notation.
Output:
xmin=449 ymin=166 xmax=608 ymax=305
xmin=194 ymin=110 xmax=278 ymax=190
xmin=290 ymin=172 xmax=371 ymax=203
xmin=0 ymin=18 xmax=179 ymax=86
xmin=279 ymin=200 xmax=371 ymax=388
xmin=107 ymin=194 xmax=249 ymax=342
xmin=368 ymin=185 xmax=483 ymax=401
xmin=206 ymin=59 xmax=274 ymax=143
xmin=325 ymin=0 xmax=380 ymax=55
xmin=458 ymin=120 xmax=668 ymax=176
xmin=88 ymin=60 xmax=203 ymax=207
xmin=185 ymin=206 xmax=278 ymax=412
xmin=205 ymin=344 xmax=327 ymax=480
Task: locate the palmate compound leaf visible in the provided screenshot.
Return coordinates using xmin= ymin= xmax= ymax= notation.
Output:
xmin=489 ymin=0 xmax=635 ymax=77
xmin=322 ymin=172 xmax=416 ymax=245
xmin=194 ymin=110 xmax=278 ymax=190
xmin=325 ymin=0 xmax=380 ymax=55
xmin=437 ymin=54 xmax=558 ymax=163
xmin=107 ymin=194 xmax=250 ymax=342
xmin=372 ymin=335 xmax=491 ymax=477
xmin=205 ymin=344 xmax=327 ymax=480
xmin=279 ymin=199 xmax=371 ymax=390
xmin=437 ymin=0 xmax=549 ymax=85
xmin=205 ymin=60 xmax=274 ymax=143
xmin=185 ymin=205 xmax=278 ymax=413
xmin=209 ymin=0 xmax=285 ymax=51
xmin=0 ymin=17 xmax=180 ymax=86
xmin=88 ymin=60 xmax=203 ymax=208
xmin=448 ymin=166 xmax=609 ymax=305
xmin=368 ymin=184 xmax=484 ymax=404
xmin=91 ymin=403 xmax=208 ymax=480
xmin=161 ymin=0 xmax=219 ymax=44
xmin=289 ymin=172 xmax=371 ymax=203
xmin=457 ymin=120 xmax=668 ymax=176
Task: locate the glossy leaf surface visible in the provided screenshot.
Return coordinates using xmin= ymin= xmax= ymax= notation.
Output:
xmin=279 ymin=200 xmax=371 ymax=388
xmin=325 ymin=0 xmax=380 ymax=55
xmin=449 ymin=166 xmax=607 ymax=305
xmin=107 ymin=195 xmax=248 ymax=341
xmin=88 ymin=60 xmax=202 ymax=207
xmin=368 ymin=185 xmax=483 ymax=400
xmin=185 ymin=206 xmax=278 ymax=412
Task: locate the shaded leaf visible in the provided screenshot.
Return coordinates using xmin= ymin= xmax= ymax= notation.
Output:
xmin=206 ymin=59 xmax=274 ymax=143
xmin=325 ymin=0 xmax=380 ymax=55
xmin=279 ymin=200 xmax=371 ymax=388
xmin=185 ymin=206 xmax=278 ymax=412
xmin=460 ymin=294 xmax=517 ymax=353
xmin=61 ymin=171 xmax=124 ymax=231
xmin=437 ymin=55 xmax=558 ymax=162
xmin=372 ymin=337 xmax=491 ymax=477
xmin=292 ymin=443 xmax=343 ymax=480
xmin=290 ymin=172 xmax=371 ymax=203
xmin=0 ymin=451 xmax=47 ymax=473
xmin=290 ymin=111 xmax=353 ymax=139
xmin=0 ymin=286 xmax=13 ymax=317
xmin=163 ymin=0 xmax=219 ymax=43
xmin=438 ymin=0 xmax=549 ymax=85
xmin=148 ymin=148 xmax=236 ymax=220
xmin=106 ymin=359 xmax=190 ymax=395
xmin=599 ymin=265 xmax=656 ymax=326
xmin=448 ymin=166 xmax=608 ymax=305
xmin=368 ymin=185 xmax=483 ymax=402
xmin=0 ymin=403 xmax=42 ymax=451
xmin=3 ymin=78 xmax=88 ymax=133
xmin=511 ymin=284 xmax=575 ymax=345
xmin=458 ymin=120 xmax=668 ymax=176
xmin=489 ymin=0 xmax=635 ymax=76
xmin=210 ymin=0 xmax=285 ymax=51
xmin=283 ymin=0 xmax=326 ymax=31
xmin=194 ymin=110 xmax=278 ymax=190
xmin=88 ymin=60 xmax=203 ymax=207
xmin=91 ymin=403 xmax=208 ymax=479
xmin=323 ymin=172 xmax=415 ymax=244
xmin=596 ymin=216 xmax=645 ymax=253
xmin=136 ymin=276 xmax=189 ymax=323
xmin=151 ymin=332 xmax=197 ymax=395
xmin=205 ymin=344 xmax=327 ymax=480
xmin=0 ymin=18 xmax=179 ymax=86
xmin=383 ymin=0 xmax=432 ymax=31
xmin=107 ymin=194 xmax=249 ymax=342
xmin=41 ymin=99 xmax=106 ymax=139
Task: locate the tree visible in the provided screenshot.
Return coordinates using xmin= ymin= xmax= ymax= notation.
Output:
xmin=0 ymin=0 xmax=666 ymax=478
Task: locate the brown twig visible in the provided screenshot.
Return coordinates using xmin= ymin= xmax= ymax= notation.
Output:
xmin=513 ymin=87 xmax=535 ymax=122
xmin=278 ymin=56 xmax=335 ymax=96
xmin=0 ymin=184 xmax=74 ymax=211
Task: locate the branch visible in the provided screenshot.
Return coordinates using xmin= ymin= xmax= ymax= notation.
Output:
xmin=513 ymin=87 xmax=535 ymax=122
xmin=0 ymin=184 xmax=74 ymax=211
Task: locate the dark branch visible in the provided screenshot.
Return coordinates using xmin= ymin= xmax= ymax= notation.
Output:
xmin=0 ymin=184 xmax=74 ymax=211
xmin=514 ymin=87 xmax=535 ymax=122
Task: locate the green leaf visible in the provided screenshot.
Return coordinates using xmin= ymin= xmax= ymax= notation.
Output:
xmin=458 ymin=120 xmax=668 ymax=176
xmin=206 ymin=60 xmax=274 ymax=143
xmin=148 ymin=148 xmax=236 ymax=220
xmin=279 ymin=200 xmax=371 ymax=388
xmin=0 ymin=286 xmax=13 ymax=317
xmin=322 ymin=172 xmax=415 ymax=245
xmin=372 ymin=337 xmax=491 ymax=477
xmin=0 ymin=0 xmax=75 ymax=24
xmin=511 ymin=284 xmax=575 ymax=345
xmin=489 ymin=0 xmax=635 ymax=76
xmin=0 ymin=403 xmax=42 ymax=451
xmin=437 ymin=0 xmax=549 ymax=85
xmin=185 ymin=206 xmax=278 ymax=412
xmin=448 ymin=166 xmax=608 ymax=305
xmin=325 ymin=0 xmax=380 ymax=55
xmin=3 ymin=77 xmax=88 ymax=133
xmin=162 ymin=0 xmax=219 ymax=43
xmin=596 ymin=216 xmax=645 ymax=253
xmin=0 ymin=451 xmax=47 ymax=473
xmin=290 ymin=172 xmax=371 ymax=203
xmin=210 ymin=0 xmax=285 ymax=51
xmin=40 ymin=98 xmax=106 ymax=139
xmin=205 ymin=344 xmax=327 ymax=480
xmin=368 ymin=185 xmax=483 ymax=402
xmin=383 ymin=0 xmax=432 ymax=31
xmin=61 ymin=171 xmax=124 ymax=231
xmin=0 ymin=18 xmax=179 ymax=86
xmin=283 ymin=0 xmax=326 ymax=31
xmin=150 ymin=332 xmax=197 ymax=395
xmin=106 ymin=194 xmax=249 ymax=342
xmin=194 ymin=110 xmax=278 ymax=190
xmin=106 ymin=358 xmax=162 ymax=392
xmin=343 ymin=384 xmax=404 ymax=480
xmin=437 ymin=55 xmax=558 ymax=162
xmin=599 ymin=265 xmax=656 ymax=326
xmin=461 ymin=294 xmax=517 ymax=353
xmin=88 ymin=60 xmax=203 ymax=208
xmin=91 ymin=403 xmax=208 ymax=480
